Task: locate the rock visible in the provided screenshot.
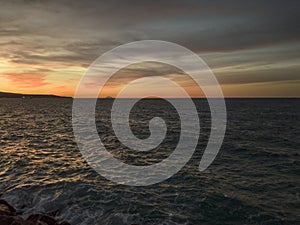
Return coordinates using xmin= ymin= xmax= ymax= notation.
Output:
xmin=0 ymin=215 xmax=15 ymax=225
xmin=26 ymin=214 xmax=70 ymax=225
xmin=11 ymin=218 xmax=35 ymax=225
xmin=55 ymin=222 xmax=71 ymax=225
xmin=0 ymin=199 xmax=70 ymax=225
xmin=0 ymin=215 xmax=27 ymax=225
xmin=26 ymin=214 xmax=57 ymax=225
xmin=0 ymin=199 xmax=16 ymax=216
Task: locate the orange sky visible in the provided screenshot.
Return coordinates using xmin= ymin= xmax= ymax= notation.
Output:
xmin=0 ymin=1 xmax=299 ymax=98
xmin=1 ymin=45 xmax=299 ymax=98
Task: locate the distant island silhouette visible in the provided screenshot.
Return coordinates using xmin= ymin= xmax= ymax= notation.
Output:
xmin=0 ymin=91 xmax=72 ymax=99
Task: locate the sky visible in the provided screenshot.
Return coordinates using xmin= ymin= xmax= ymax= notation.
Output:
xmin=0 ymin=0 xmax=300 ymax=97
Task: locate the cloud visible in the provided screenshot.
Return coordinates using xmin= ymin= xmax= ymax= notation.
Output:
xmin=2 ymin=69 xmax=50 ymax=88
xmin=1 ymin=0 xmax=299 ymax=55
xmin=0 ymin=0 xmax=299 ymax=96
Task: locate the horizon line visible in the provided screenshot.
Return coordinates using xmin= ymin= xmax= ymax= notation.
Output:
xmin=1 ymin=91 xmax=299 ymax=99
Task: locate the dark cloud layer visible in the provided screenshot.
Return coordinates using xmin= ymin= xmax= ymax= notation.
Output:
xmin=0 ymin=0 xmax=300 ymax=95
xmin=1 ymin=0 xmax=300 ymax=53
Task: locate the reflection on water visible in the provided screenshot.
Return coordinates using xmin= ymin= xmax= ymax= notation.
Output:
xmin=0 ymin=98 xmax=299 ymax=224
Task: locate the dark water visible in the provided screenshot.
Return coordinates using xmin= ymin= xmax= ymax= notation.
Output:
xmin=0 ymin=98 xmax=299 ymax=224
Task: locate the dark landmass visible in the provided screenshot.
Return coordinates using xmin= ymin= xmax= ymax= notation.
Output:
xmin=0 ymin=91 xmax=72 ymax=99
xmin=0 ymin=199 xmax=70 ymax=225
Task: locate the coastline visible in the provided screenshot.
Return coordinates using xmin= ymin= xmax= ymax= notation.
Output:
xmin=0 ymin=199 xmax=70 ymax=225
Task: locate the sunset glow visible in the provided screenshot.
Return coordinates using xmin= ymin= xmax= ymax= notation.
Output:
xmin=0 ymin=1 xmax=299 ymax=97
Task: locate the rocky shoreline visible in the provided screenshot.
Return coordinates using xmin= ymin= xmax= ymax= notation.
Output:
xmin=0 ymin=199 xmax=70 ymax=225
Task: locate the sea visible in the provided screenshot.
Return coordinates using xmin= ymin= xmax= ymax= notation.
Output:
xmin=0 ymin=98 xmax=299 ymax=225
